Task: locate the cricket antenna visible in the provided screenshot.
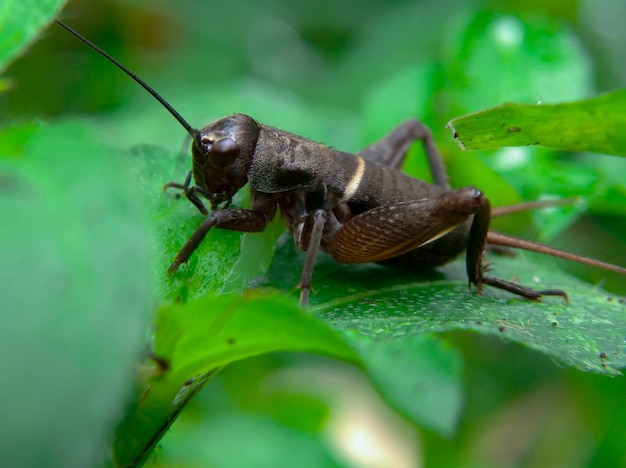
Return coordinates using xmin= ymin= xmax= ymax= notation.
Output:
xmin=55 ymin=19 xmax=201 ymax=144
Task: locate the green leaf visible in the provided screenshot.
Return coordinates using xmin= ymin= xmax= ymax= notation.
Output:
xmin=0 ymin=120 xmax=155 ymax=467
xmin=448 ymin=89 xmax=626 ymax=156
xmin=156 ymin=293 xmax=358 ymax=382
xmin=437 ymin=13 xmax=596 ymax=224
xmin=263 ymin=241 xmax=626 ymax=376
xmin=251 ymin=237 xmax=620 ymax=435
xmin=347 ymin=334 xmax=463 ymax=437
xmin=113 ymin=292 xmax=358 ymax=466
xmin=0 ymin=0 xmax=67 ymax=72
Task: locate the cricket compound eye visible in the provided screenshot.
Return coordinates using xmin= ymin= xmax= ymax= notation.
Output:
xmin=209 ymin=137 xmax=240 ymax=167
xmin=212 ymin=137 xmax=238 ymax=156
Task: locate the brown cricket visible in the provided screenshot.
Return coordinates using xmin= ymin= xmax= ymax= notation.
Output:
xmin=56 ymin=20 xmax=626 ymax=305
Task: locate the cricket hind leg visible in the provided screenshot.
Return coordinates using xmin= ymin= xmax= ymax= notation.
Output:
xmin=488 ymin=197 xmax=626 ymax=281
xmin=357 ymin=119 xmax=449 ymax=189
xmin=464 ymin=192 xmax=569 ymax=301
xmin=330 ymin=188 xmax=481 ymax=265
xmin=332 ymin=186 xmax=568 ymax=301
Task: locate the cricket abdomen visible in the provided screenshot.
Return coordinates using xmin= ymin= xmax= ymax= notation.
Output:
xmin=346 ymin=158 xmax=447 ymax=215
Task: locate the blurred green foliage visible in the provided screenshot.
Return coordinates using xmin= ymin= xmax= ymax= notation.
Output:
xmin=2 ymin=0 xmax=626 ymax=467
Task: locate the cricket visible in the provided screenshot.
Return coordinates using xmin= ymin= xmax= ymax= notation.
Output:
xmin=55 ymin=20 xmax=626 ymax=306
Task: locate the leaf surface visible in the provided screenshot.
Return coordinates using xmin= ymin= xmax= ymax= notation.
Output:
xmin=448 ymin=90 xmax=626 ymax=156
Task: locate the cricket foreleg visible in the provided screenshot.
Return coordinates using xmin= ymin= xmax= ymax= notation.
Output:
xmin=168 ymin=209 xmax=271 ymax=273
xmin=163 ymin=171 xmax=211 ymax=215
xmin=163 ymin=171 xmax=234 ymax=213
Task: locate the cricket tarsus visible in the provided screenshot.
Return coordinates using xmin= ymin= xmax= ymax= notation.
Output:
xmin=163 ymin=170 xmax=210 ymax=215
xmin=58 ymin=20 xmax=626 ymax=306
xmin=482 ymin=276 xmax=569 ymax=302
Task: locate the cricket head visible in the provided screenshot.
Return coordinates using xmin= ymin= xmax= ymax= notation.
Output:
xmin=191 ymin=114 xmax=260 ymax=208
xmin=54 ymin=21 xmax=260 ymax=212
